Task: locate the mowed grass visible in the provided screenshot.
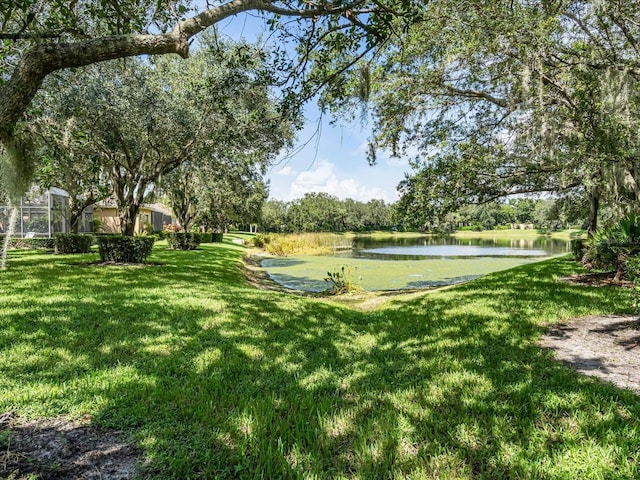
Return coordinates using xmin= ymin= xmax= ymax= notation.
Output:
xmin=1 ymin=243 xmax=639 ymax=478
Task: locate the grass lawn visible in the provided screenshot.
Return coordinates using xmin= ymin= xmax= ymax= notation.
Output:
xmin=1 ymin=242 xmax=639 ymax=478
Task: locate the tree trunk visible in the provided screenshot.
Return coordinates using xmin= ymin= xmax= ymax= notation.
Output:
xmin=119 ymin=204 xmax=140 ymax=236
xmin=69 ymin=211 xmax=80 ymax=234
xmin=587 ymin=187 xmax=600 ymax=237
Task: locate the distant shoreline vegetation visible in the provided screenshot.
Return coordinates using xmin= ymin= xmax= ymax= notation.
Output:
xmin=252 ymin=230 xmax=580 ymax=257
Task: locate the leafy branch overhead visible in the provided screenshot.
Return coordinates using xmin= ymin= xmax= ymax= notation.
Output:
xmin=316 ymin=1 xmax=640 ymax=234
xmin=0 ymin=0 xmax=419 ymax=186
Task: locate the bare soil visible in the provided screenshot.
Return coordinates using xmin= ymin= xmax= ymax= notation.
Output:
xmin=0 ymin=412 xmax=142 ymax=480
xmin=540 ymin=315 xmax=640 ymax=394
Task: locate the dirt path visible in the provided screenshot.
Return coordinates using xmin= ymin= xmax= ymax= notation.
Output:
xmin=0 ymin=412 xmax=142 ymax=479
xmin=540 ymin=315 xmax=640 ymax=393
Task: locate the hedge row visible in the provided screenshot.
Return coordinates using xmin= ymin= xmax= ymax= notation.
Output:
xmin=0 ymin=237 xmax=54 ymax=250
xmin=53 ymin=233 xmax=94 ymax=254
xmin=162 ymin=231 xmax=224 ymax=244
xmin=97 ymin=236 xmax=155 ymax=263
xmin=166 ymin=232 xmax=201 ymax=250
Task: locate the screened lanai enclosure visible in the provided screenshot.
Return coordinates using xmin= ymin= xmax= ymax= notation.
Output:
xmin=0 ymin=188 xmax=89 ymax=238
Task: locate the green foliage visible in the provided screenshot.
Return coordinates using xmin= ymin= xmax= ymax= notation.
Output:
xmin=626 ymin=256 xmax=640 ymax=313
xmin=211 ymin=232 xmax=224 ymax=243
xmin=260 ymin=195 xmax=394 ymax=233
xmin=166 ymin=232 xmax=201 ymax=250
xmin=345 ymin=2 xmax=640 ymax=233
xmin=157 ymin=37 xmax=296 ymax=234
xmin=97 ymin=235 xmax=154 ymax=263
xmin=583 ymin=215 xmax=640 ymax=279
xmin=253 ymin=233 xmax=273 ymax=248
xmin=53 ymin=233 xmax=94 ymax=254
xmin=0 ymin=236 xmax=53 ymax=250
xmin=571 ymin=238 xmax=587 ymax=261
xmin=324 ymin=265 xmax=361 ymax=295
xmin=195 ymin=232 xmax=212 ymax=243
xmin=0 ymin=139 xmax=37 ymax=202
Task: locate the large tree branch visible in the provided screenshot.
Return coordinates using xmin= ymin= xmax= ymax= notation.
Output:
xmin=443 ymin=85 xmax=509 ymax=108
xmin=0 ymin=0 xmax=368 ymax=143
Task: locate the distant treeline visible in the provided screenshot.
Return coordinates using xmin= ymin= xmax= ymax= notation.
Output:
xmin=259 ymin=194 xmax=589 ymax=233
xmin=259 ymin=193 xmax=394 ymax=233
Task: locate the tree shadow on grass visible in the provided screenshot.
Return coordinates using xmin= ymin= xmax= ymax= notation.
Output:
xmin=1 ymin=250 xmax=639 ymax=478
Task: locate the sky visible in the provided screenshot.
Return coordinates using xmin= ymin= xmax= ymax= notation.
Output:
xmin=213 ymin=11 xmax=412 ymax=204
xmin=266 ymin=113 xmax=410 ymax=204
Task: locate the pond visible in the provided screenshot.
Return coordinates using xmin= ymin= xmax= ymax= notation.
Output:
xmin=261 ymin=234 xmax=569 ymax=292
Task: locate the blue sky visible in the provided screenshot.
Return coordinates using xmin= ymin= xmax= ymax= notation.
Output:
xmin=214 ymin=11 xmax=411 ymax=204
xmin=266 ymin=112 xmax=410 ymax=204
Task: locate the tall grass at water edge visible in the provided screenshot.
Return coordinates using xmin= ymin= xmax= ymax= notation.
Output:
xmin=253 ymin=232 xmax=353 ymax=256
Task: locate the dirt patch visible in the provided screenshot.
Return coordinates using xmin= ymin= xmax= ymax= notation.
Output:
xmin=0 ymin=412 xmax=143 ymax=479
xmin=540 ymin=315 xmax=640 ymax=393
xmin=559 ymin=271 xmax=631 ymax=287
xmin=76 ymin=261 xmax=163 ymax=267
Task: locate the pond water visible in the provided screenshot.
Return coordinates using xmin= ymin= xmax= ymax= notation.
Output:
xmin=262 ymin=235 xmax=569 ymax=292
xmin=345 ymin=235 xmax=567 ymax=259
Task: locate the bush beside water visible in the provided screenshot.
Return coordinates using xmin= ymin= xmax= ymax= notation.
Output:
xmin=570 ymin=238 xmax=586 ymax=261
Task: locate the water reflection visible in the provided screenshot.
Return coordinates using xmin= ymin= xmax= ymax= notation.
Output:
xmin=338 ymin=235 xmax=568 ymax=260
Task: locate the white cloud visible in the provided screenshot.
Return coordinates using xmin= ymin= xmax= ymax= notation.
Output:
xmin=274 ymin=165 xmax=297 ymax=176
xmin=288 ymin=160 xmax=397 ymax=203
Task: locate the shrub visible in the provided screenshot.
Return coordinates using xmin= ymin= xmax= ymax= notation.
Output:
xmin=626 ymin=256 xmax=640 ymax=313
xmin=197 ymin=232 xmax=213 ymax=243
xmin=166 ymin=232 xmax=201 ymax=250
xmin=29 ymin=237 xmax=55 ymax=249
xmin=53 ymin=233 xmax=94 ymax=254
xmin=253 ymin=233 xmax=272 ymax=248
xmin=212 ymin=232 xmax=224 ymax=243
xmin=0 ymin=236 xmax=54 ymax=250
xmin=324 ymin=265 xmax=362 ymax=295
xmin=583 ymin=214 xmax=640 ymax=281
xmin=570 ymin=238 xmax=587 ymax=261
xmin=97 ymin=235 xmax=155 ymax=263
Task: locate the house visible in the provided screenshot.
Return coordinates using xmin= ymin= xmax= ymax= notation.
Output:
xmin=0 ymin=187 xmax=175 ymax=238
xmin=93 ymin=200 xmax=175 ymax=234
xmin=0 ymin=187 xmax=83 ymax=238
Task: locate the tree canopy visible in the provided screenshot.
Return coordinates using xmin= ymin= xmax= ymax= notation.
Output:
xmin=323 ymin=1 xmax=640 ymax=232
xmin=0 ymin=0 xmax=422 ymax=202
xmin=260 ymin=193 xmax=394 ymax=232
xmin=25 ymin=36 xmax=293 ymax=235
